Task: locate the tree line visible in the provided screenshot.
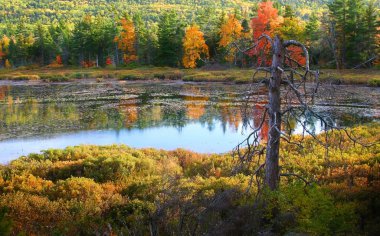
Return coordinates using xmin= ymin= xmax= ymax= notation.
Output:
xmin=0 ymin=0 xmax=378 ymax=69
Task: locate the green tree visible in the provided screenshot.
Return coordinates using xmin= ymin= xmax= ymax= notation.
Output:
xmin=49 ymin=21 xmax=72 ymax=65
xmin=345 ymin=0 xmax=365 ymax=66
xmin=71 ymin=15 xmax=115 ymax=67
xmin=133 ymin=12 xmax=159 ymax=65
xmin=31 ymin=23 xmax=55 ymax=65
xmin=328 ymin=0 xmax=348 ymax=68
xmin=305 ymin=13 xmax=320 ymax=43
xmin=328 ymin=0 xmax=376 ymax=68
xmin=305 ymin=13 xmax=321 ymax=65
xmin=362 ymin=0 xmax=379 ymax=64
xmin=156 ymin=11 xmax=184 ymax=67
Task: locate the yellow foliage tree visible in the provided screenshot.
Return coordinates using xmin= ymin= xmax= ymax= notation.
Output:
xmin=219 ymin=14 xmax=244 ymax=63
xmin=114 ymin=18 xmax=138 ymax=63
xmin=182 ymin=25 xmax=209 ymax=68
xmin=5 ymin=59 xmax=11 ymax=69
xmin=0 ymin=35 xmax=10 ymax=60
xmin=2 ymin=35 xmax=10 ymax=49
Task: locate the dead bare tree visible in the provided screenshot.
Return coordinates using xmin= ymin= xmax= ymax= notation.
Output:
xmin=233 ymin=34 xmax=374 ymax=191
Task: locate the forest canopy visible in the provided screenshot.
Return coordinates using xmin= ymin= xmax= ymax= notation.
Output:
xmin=0 ymin=0 xmax=378 ymax=69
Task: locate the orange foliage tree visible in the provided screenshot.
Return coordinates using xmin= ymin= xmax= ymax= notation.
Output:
xmin=182 ymin=25 xmax=209 ymax=68
xmin=114 ymin=18 xmax=137 ymax=64
xmin=0 ymin=35 xmax=10 ymax=67
xmin=251 ymin=1 xmax=283 ymax=40
xmin=219 ymin=14 xmax=244 ymax=63
xmin=48 ymin=55 xmax=64 ymax=68
xmin=250 ymin=1 xmax=283 ymax=65
xmin=56 ymin=55 xmax=62 ymax=65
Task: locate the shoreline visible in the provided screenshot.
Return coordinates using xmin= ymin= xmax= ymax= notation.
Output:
xmin=0 ymin=67 xmax=379 ymax=86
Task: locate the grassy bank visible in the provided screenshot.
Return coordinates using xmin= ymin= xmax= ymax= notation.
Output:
xmin=0 ymin=67 xmax=379 ymax=86
xmin=0 ymin=123 xmax=379 ymax=235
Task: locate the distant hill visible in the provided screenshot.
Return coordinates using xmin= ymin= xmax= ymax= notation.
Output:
xmin=0 ymin=0 xmax=329 ymax=26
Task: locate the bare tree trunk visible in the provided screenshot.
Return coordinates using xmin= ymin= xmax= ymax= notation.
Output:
xmin=329 ymin=21 xmax=341 ymax=70
xmin=265 ymin=36 xmax=284 ymax=190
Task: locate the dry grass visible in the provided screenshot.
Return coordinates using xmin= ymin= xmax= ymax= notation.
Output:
xmin=0 ymin=67 xmax=378 ymax=86
xmin=319 ymin=69 xmax=380 ymax=86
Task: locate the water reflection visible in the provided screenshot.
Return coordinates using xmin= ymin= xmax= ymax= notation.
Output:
xmin=0 ymin=81 xmax=378 ymax=162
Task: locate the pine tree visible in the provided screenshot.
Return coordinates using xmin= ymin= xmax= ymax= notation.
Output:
xmin=328 ymin=0 xmax=348 ymax=68
xmin=362 ymin=0 xmax=379 ymax=65
xmin=345 ymin=0 xmax=365 ymax=66
xmin=33 ymin=23 xmax=55 ymax=65
xmin=305 ymin=13 xmax=320 ymax=43
xmin=156 ymin=11 xmax=184 ymax=67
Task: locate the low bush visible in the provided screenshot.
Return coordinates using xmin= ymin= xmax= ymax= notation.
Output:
xmin=368 ymin=78 xmax=380 ymax=87
xmin=0 ymin=124 xmax=378 ymax=235
xmin=10 ymin=74 xmax=40 ymax=80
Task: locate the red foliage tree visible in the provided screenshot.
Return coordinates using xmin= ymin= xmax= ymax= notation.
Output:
xmin=56 ymin=55 xmax=62 ymax=65
xmin=250 ymin=1 xmax=283 ymax=65
xmin=105 ymin=57 xmax=112 ymax=65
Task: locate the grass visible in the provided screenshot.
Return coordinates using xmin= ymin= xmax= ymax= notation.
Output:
xmin=0 ymin=67 xmax=379 ymax=86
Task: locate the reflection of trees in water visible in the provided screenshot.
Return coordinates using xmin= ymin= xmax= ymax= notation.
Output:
xmin=118 ymin=103 xmax=139 ymax=128
xmin=0 ymin=100 xmax=82 ymax=139
xmin=185 ymin=98 xmax=208 ymax=120
xmin=252 ymin=105 xmax=269 ymax=142
xmin=183 ymin=85 xmax=209 ymax=120
xmin=219 ymin=103 xmax=242 ymax=132
xmin=0 ymin=85 xmax=10 ymax=101
xmin=1 ymin=86 xmax=362 ymax=140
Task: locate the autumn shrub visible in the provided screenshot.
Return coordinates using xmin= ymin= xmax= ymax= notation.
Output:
xmin=82 ymin=156 xmax=137 ymax=182
xmin=0 ymin=192 xmax=72 ymax=235
xmin=10 ymin=74 xmax=40 ymax=80
xmin=169 ymin=71 xmax=184 ymax=80
xmin=105 ymin=199 xmax=155 ymax=235
xmin=1 ymin=174 xmax=53 ymax=195
xmin=0 ymin=124 xmax=378 ymax=235
xmin=50 ymin=177 xmax=104 ymax=202
xmin=40 ymin=74 xmax=69 ymax=82
xmin=183 ymin=72 xmax=217 ymax=81
xmin=368 ymin=78 xmax=380 ymax=87
xmin=68 ymin=72 xmax=92 ymax=79
xmin=117 ymin=72 xmax=144 ymax=80
xmin=272 ymin=184 xmax=358 ymax=235
xmin=0 ymin=207 xmax=12 ymax=236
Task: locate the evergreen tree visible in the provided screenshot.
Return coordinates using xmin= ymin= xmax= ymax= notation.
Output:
xmin=32 ymin=23 xmax=55 ymax=65
xmin=305 ymin=13 xmax=321 ymax=65
xmin=305 ymin=13 xmax=320 ymax=43
xmin=362 ymin=0 xmax=379 ymax=64
xmin=345 ymin=0 xmax=365 ymax=66
xmin=156 ymin=11 xmax=184 ymax=67
xmin=328 ymin=0 xmax=348 ymax=68
xmin=328 ymin=0 xmax=377 ymax=68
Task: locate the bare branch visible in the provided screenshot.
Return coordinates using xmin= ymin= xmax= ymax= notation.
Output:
xmin=283 ymin=40 xmax=310 ymax=71
xmin=280 ymin=173 xmax=312 ymax=186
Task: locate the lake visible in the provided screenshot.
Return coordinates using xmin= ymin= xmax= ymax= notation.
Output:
xmin=0 ymin=79 xmax=378 ymax=163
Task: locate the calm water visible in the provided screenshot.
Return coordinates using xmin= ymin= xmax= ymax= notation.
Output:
xmin=0 ymin=80 xmax=378 ymax=163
